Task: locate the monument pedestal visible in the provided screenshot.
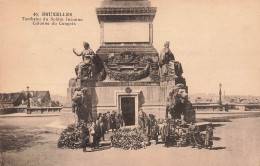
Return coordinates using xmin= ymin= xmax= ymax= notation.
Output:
xmin=74 ymin=77 xmax=176 ymax=124
xmin=67 ymin=0 xmax=194 ymax=125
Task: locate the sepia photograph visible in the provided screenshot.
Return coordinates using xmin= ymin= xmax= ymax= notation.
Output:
xmin=0 ymin=0 xmax=260 ymax=165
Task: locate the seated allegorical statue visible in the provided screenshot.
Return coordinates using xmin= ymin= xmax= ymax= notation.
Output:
xmin=73 ymin=42 xmax=96 ymax=79
xmin=159 ymin=41 xmax=175 ymax=77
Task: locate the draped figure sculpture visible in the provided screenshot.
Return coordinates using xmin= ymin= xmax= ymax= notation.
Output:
xmin=73 ymin=42 xmax=96 ymax=79
xmin=159 ymin=41 xmax=175 ymax=77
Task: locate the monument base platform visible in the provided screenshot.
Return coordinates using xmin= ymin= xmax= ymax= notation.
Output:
xmin=78 ymin=79 xmax=175 ymax=125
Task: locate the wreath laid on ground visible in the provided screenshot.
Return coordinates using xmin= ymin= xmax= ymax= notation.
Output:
xmin=57 ymin=122 xmax=85 ymax=149
xmin=110 ymin=127 xmax=149 ymax=150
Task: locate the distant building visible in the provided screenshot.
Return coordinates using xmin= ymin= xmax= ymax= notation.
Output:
xmin=0 ymin=91 xmax=61 ymax=109
xmin=0 ymin=93 xmax=28 ymax=109
xmin=30 ymin=91 xmax=52 ymax=107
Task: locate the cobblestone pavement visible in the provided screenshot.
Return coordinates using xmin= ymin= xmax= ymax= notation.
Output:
xmin=0 ymin=112 xmax=260 ymax=166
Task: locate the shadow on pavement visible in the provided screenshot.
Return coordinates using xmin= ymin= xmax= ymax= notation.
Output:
xmin=89 ymin=145 xmax=112 ymax=152
xmin=200 ymin=118 xmax=232 ymax=123
xmin=213 ymin=137 xmax=221 ymax=141
xmin=199 ymin=113 xmax=260 ymax=124
xmin=212 ymin=124 xmax=226 ymax=128
xmin=199 ymin=123 xmax=225 ymax=131
xmin=210 ymin=146 xmax=226 ymax=150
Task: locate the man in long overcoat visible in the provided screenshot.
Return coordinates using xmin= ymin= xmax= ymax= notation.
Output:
xmin=188 ymin=122 xmax=199 ymax=148
xmin=205 ymin=123 xmax=214 ymax=149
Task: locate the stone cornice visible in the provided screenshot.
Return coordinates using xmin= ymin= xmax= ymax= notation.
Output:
xmin=96 ymin=7 xmax=156 ymax=15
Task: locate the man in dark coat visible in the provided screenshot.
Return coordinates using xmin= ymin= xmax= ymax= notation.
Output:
xmin=106 ymin=111 xmax=111 ymax=132
xmin=102 ymin=113 xmax=108 ymax=133
xmin=188 ymin=122 xmax=199 ymax=148
xmin=93 ymin=119 xmax=102 ymax=149
xmin=110 ymin=111 xmax=117 ymax=132
xmin=205 ymin=123 xmax=214 ymax=149
xmin=117 ymin=110 xmax=125 ymax=128
xmin=225 ymin=104 xmax=229 ymax=112
xmin=81 ymin=123 xmax=90 ymax=152
xmin=149 ymin=114 xmax=159 ymax=143
xmin=97 ymin=113 xmax=105 ymax=141
xmin=161 ymin=119 xmax=168 ymax=142
xmin=138 ymin=109 xmax=146 ymax=131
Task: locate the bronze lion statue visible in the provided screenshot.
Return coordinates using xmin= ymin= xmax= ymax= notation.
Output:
xmin=166 ymin=84 xmax=196 ymax=123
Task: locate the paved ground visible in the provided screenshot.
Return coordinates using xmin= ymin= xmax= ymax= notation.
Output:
xmin=0 ymin=111 xmax=260 ymax=166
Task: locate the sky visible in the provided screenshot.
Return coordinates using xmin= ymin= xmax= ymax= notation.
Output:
xmin=0 ymin=0 xmax=260 ymax=97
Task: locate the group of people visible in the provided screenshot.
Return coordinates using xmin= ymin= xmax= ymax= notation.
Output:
xmin=81 ymin=110 xmax=125 ymax=152
xmin=138 ymin=110 xmax=160 ymax=142
xmin=159 ymin=119 xmax=214 ymax=149
xmin=81 ymin=109 xmax=214 ymax=152
xmin=188 ymin=122 xmax=214 ymax=149
xmin=96 ymin=110 xmax=125 ymax=137
xmin=139 ymin=115 xmax=214 ymax=149
xmin=81 ymin=119 xmax=101 ymax=152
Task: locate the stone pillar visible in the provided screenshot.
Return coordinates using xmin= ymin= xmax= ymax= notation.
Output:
xmin=149 ymin=22 xmax=153 ymax=44
xmin=219 ymin=83 xmax=222 ymax=105
xmin=82 ymin=89 xmax=93 ymax=122
xmin=100 ymin=22 xmax=104 ymax=45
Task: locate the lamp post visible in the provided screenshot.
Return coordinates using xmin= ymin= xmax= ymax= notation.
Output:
xmin=219 ymin=83 xmax=223 ymax=111
xmin=26 ymin=86 xmax=31 ymax=114
xmin=219 ymin=83 xmax=222 ymax=104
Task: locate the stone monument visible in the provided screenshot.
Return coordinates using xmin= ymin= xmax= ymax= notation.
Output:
xmin=67 ymin=0 xmax=194 ymax=125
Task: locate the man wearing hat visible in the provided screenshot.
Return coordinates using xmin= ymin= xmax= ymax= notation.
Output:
xmin=93 ymin=119 xmax=102 ymax=149
xmin=110 ymin=111 xmax=117 ymax=132
xmin=205 ymin=123 xmax=214 ymax=149
xmin=188 ymin=122 xmax=199 ymax=148
xmin=117 ymin=109 xmax=125 ymax=128
xmin=97 ymin=113 xmax=105 ymax=141
xmin=149 ymin=114 xmax=159 ymax=143
xmin=106 ymin=111 xmax=111 ymax=132
xmin=138 ymin=109 xmax=146 ymax=130
xmin=81 ymin=123 xmax=90 ymax=152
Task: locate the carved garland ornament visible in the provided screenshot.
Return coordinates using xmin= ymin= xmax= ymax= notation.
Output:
xmin=103 ymin=62 xmax=150 ymax=81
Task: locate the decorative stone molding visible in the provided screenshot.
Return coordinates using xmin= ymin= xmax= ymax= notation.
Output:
xmin=96 ymin=7 xmax=156 ymax=23
xmin=96 ymin=7 xmax=156 ymax=15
